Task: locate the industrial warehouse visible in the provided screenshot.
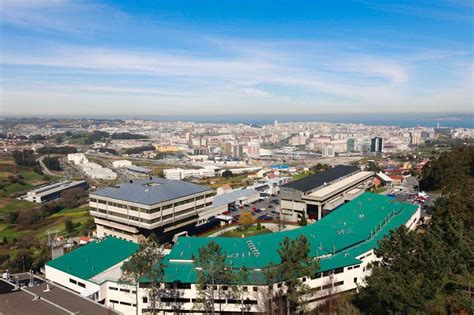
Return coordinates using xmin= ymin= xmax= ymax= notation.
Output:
xmin=44 ymin=192 xmax=420 ymax=314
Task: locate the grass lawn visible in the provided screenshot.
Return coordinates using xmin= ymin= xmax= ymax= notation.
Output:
xmin=19 ymin=171 xmax=44 ymax=182
xmin=50 ymin=206 xmax=89 ymax=218
xmin=221 ymin=225 xmax=272 ymax=238
xmin=2 ymin=182 xmax=34 ymax=196
xmin=0 ymin=198 xmax=35 ymax=216
xmin=292 ymin=173 xmax=311 ymax=180
xmin=0 ymin=207 xmax=93 ymax=242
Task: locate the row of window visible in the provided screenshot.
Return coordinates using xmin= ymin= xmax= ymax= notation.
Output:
xmin=91 ymin=193 xmax=214 ymax=214
xmin=109 ymin=299 xmax=136 ymax=307
xmin=310 ymin=280 xmax=345 ymax=293
xmin=347 ymin=265 xmax=361 ymax=270
xmin=69 ymin=278 xmax=86 ymax=288
xmin=109 ymin=286 xmax=136 ymax=294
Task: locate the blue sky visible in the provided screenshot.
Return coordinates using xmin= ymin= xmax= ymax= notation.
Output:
xmin=0 ymin=0 xmax=472 ymax=116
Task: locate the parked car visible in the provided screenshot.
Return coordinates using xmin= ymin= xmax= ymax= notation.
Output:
xmin=258 ymin=214 xmax=273 ymax=221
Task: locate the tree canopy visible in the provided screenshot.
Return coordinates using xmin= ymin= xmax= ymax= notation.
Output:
xmin=357 ymin=146 xmax=474 ymax=314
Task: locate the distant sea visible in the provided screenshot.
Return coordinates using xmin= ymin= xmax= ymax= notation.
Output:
xmin=8 ymin=112 xmax=474 ymax=128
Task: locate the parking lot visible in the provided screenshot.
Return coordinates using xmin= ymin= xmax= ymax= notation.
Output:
xmin=223 ymin=195 xmax=281 ymax=222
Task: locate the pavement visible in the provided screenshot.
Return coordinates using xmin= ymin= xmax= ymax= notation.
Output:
xmin=227 ymin=195 xmax=283 ymax=222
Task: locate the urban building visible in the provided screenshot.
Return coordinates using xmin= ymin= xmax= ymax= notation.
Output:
xmin=89 ymin=177 xmax=217 ymax=243
xmin=45 ymin=193 xmax=420 ymax=314
xmin=163 ymin=168 xmax=216 ymax=180
xmin=25 ymin=180 xmax=88 ymax=203
xmin=370 ymin=137 xmax=384 ymax=153
xmin=279 ymin=165 xmax=374 ymax=221
xmin=212 ymin=188 xmax=260 ymax=213
xmin=112 ymin=160 xmax=133 ymax=168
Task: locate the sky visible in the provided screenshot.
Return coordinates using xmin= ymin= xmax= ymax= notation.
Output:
xmin=0 ymin=0 xmax=473 ymax=116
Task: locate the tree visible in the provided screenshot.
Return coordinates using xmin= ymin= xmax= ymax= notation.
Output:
xmin=43 ymin=156 xmax=61 ymax=171
xmin=80 ymin=219 xmax=95 ymax=236
xmin=277 ymin=235 xmax=320 ymax=313
xmin=193 ymin=241 xmax=232 ymax=314
xmin=64 ymin=220 xmax=75 ymax=234
xmin=222 ymin=170 xmax=233 ymax=178
xmin=299 ymin=214 xmax=308 ymax=226
xmin=231 ymin=267 xmax=250 ymax=314
xmin=260 ymin=262 xmax=283 ymax=314
xmin=239 ymin=211 xmax=256 ymax=230
xmin=12 ymin=149 xmax=37 ymax=167
xmin=367 ymin=161 xmax=382 ymax=172
xmin=120 ymin=236 xmax=164 ymax=315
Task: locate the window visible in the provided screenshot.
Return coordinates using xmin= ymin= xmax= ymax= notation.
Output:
xmin=334 ymin=267 xmax=344 ymax=274
xmin=78 ymin=282 xmax=86 ymax=288
xmin=253 ymin=287 xmax=258 ymax=292
xmin=69 ymin=278 xmax=77 ymax=285
xmin=313 ymin=272 xmax=322 ymax=279
xmin=143 ymin=297 xmax=148 ymax=303
xmin=176 ymin=283 xmax=191 ymax=289
xmin=353 ymin=265 xmax=360 ymax=269
xmin=354 ymin=277 xmax=358 ymax=283
xmin=120 ymin=288 xmax=130 ymax=293
xmin=110 ymin=299 xmax=119 ymax=304
xmin=109 ymin=286 xmax=118 ymax=291
xmin=334 ymin=281 xmax=344 ymax=287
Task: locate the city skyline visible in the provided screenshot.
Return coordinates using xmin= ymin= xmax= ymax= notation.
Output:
xmin=1 ymin=0 xmax=473 ymax=116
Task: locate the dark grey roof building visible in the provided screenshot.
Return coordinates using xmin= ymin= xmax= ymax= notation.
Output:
xmin=280 ymin=165 xmax=374 ymax=221
xmin=89 ymin=177 xmax=217 ymax=243
xmin=91 ymin=177 xmax=211 ymax=206
xmin=283 ymin=165 xmax=359 ymax=193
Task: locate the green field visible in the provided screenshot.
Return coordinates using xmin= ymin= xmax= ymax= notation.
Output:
xmin=0 ymin=205 xmax=92 ymax=242
xmin=0 ymin=199 xmax=35 ymax=216
xmin=221 ymin=225 xmax=272 ymax=238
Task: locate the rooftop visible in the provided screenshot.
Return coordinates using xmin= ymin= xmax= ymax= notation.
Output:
xmin=163 ymin=192 xmax=418 ymax=284
xmin=308 ymin=171 xmax=373 ymax=198
xmin=283 ymin=165 xmax=360 ymax=193
xmin=46 ymin=237 xmax=139 ymax=281
xmin=90 ymin=177 xmax=212 ymax=205
xmin=213 ymin=188 xmax=260 ymax=207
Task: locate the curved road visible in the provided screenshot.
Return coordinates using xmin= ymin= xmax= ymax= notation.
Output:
xmin=37 ymin=155 xmax=58 ymax=177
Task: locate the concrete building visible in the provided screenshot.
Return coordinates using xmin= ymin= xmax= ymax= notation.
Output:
xmin=89 ymin=177 xmax=217 ymax=243
xmin=112 ymin=160 xmax=132 ymax=168
xmin=45 ymin=193 xmax=420 ymax=314
xmin=321 ymin=143 xmax=335 ymax=157
xmin=25 ymin=180 xmax=88 ymax=203
xmin=212 ymin=188 xmax=260 ymax=213
xmin=370 ymin=137 xmax=384 ymax=153
xmin=374 ymin=172 xmax=393 ymax=188
xmin=280 ymin=165 xmax=374 ymax=221
xmin=126 ymin=165 xmax=151 ymax=174
xmin=67 ymin=153 xmax=88 ymax=165
xmin=82 ymin=162 xmax=117 ymax=180
xmin=163 ymin=168 xmax=215 ymax=180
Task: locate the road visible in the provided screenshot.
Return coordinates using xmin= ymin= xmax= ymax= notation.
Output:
xmin=37 ymin=155 xmax=59 ymax=177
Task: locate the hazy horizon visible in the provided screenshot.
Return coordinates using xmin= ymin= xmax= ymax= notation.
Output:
xmin=3 ymin=112 xmax=473 ymax=128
